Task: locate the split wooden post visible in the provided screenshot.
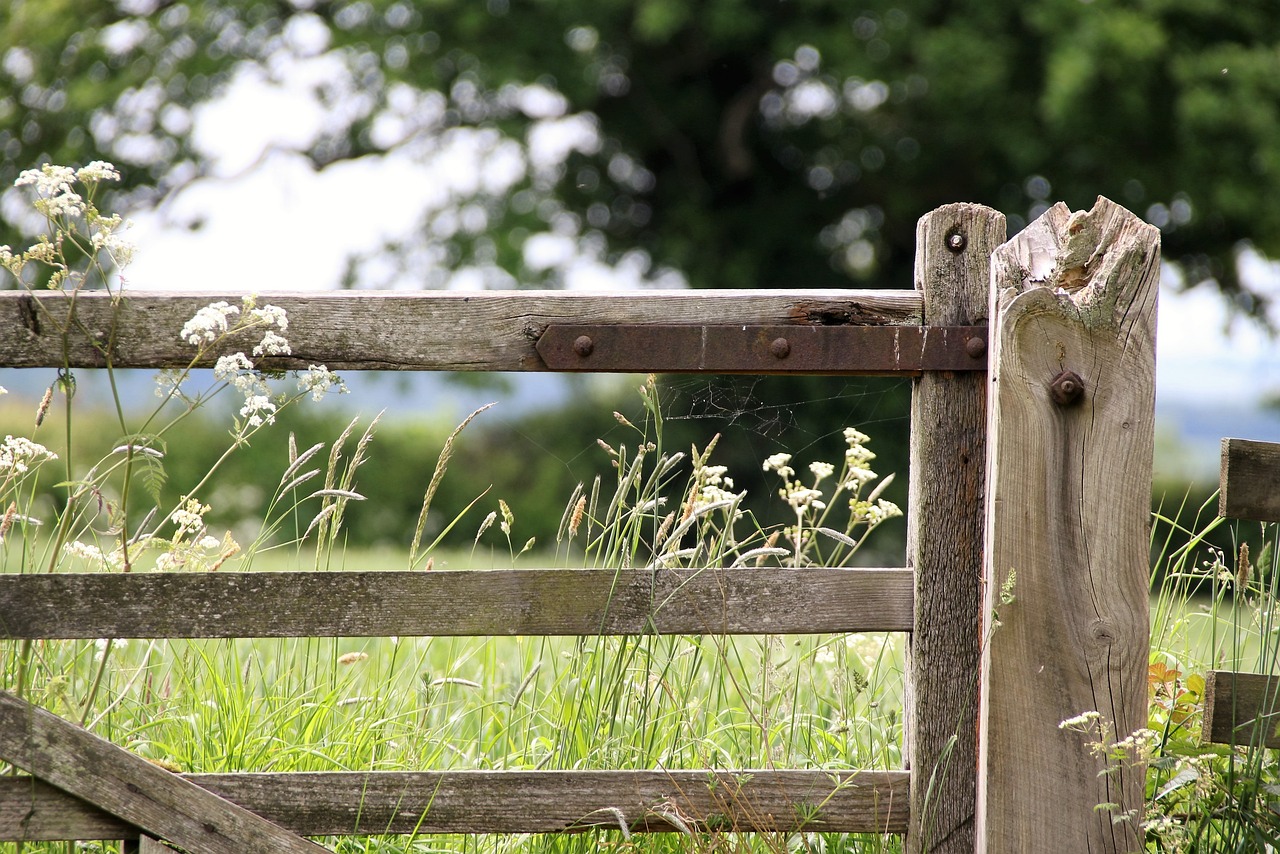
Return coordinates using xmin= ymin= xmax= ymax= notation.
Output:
xmin=906 ymin=202 xmax=1006 ymax=854
xmin=976 ymin=197 xmax=1159 ymax=851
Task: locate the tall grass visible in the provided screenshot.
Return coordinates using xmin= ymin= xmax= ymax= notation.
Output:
xmin=1144 ymin=495 xmax=1280 ymax=851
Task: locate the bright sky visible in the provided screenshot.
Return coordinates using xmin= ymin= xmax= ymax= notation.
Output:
xmin=117 ymin=48 xmax=1280 ymax=438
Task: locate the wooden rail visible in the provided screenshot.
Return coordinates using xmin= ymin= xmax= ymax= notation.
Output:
xmin=0 ymin=568 xmax=914 ymax=639
xmin=1 ymin=770 xmax=910 ymax=840
xmin=0 ymin=289 xmax=922 ymax=371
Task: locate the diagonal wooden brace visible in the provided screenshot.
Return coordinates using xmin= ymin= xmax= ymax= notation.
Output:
xmin=0 ymin=690 xmax=329 ymax=853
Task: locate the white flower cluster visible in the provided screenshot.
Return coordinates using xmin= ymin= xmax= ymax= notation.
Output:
xmin=0 ymin=435 xmax=58 ymax=475
xmin=180 ymin=301 xmax=241 ymax=346
xmin=297 ymin=365 xmax=348 ymax=401
xmin=63 ymin=540 xmax=124 ymax=570
xmin=843 ymin=427 xmax=878 ymax=488
xmin=692 ymin=462 xmax=739 ymax=507
xmin=170 ymin=496 xmax=211 ymax=538
xmin=763 ymin=452 xmax=826 ymax=512
xmin=3 ymin=163 xmax=134 ymax=281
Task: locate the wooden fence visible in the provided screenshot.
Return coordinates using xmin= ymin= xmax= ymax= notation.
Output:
xmin=0 ymin=197 xmax=1160 ymax=853
xmin=1200 ymin=438 xmax=1280 ymax=750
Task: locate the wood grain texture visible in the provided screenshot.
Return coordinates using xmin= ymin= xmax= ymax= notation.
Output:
xmin=905 ymin=203 xmax=1005 ymax=854
xmin=0 ymin=691 xmax=326 ymax=853
xmin=0 ymin=769 xmax=910 ymax=840
xmin=0 ymin=568 xmax=914 ymax=639
xmin=976 ymin=197 xmax=1159 ymax=853
xmin=1220 ymin=438 xmax=1280 ymax=523
xmin=0 ymin=289 xmax=922 ymax=371
xmin=1202 ymin=670 xmax=1280 ymax=748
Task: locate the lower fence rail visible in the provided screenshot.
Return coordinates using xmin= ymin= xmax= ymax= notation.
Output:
xmin=0 ymin=769 xmax=910 ymax=842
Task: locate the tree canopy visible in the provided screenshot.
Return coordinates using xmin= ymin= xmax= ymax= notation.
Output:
xmin=2 ymin=0 xmax=1278 ymax=313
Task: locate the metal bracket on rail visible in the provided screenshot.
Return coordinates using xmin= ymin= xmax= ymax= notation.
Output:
xmin=535 ymin=324 xmax=988 ymax=374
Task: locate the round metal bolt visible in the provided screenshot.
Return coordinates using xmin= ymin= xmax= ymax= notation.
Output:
xmin=1049 ymin=370 xmax=1085 ymax=407
xmin=965 ymin=336 xmax=987 ymax=359
xmin=573 ymin=335 xmax=594 ymax=357
xmin=946 ymin=231 xmax=967 ymax=253
xmin=770 ymin=337 xmax=791 ymax=359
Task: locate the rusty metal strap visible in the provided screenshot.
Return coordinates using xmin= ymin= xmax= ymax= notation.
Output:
xmin=536 ymin=324 xmax=987 ymax=374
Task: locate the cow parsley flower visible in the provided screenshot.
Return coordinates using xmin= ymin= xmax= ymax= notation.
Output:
xmin=297 ymin=365 xmax=347 ymax=401
xmin=180 ymin=301 xmax=240 ymax=347
xmin=0 ymin=435 xmax=58 ymax=475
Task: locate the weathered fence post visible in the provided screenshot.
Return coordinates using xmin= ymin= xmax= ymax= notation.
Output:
xmin=976 ymin=197 xmax=1159 ymax=851
xmin=907 ymin=202 xmax=1005 ymax=853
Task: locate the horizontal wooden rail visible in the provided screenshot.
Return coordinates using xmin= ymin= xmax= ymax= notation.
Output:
xmin=0 ymin=289 xmax=925 ymax=372
xmin=1202 ymin=670 xmax=1280 ymax=748
xmin=0 ymin=769 xmax=908 ymax=840
xmin=1220 ymin=438 xmax=1280 ymax=524
xmin=0 ymin=568 xmax=913 ymax=638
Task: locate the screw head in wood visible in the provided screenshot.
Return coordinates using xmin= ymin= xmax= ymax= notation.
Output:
xmin=573 ymin=335 xmax=594 ymax=357
xmin=1050 ymin=370 xmax=1085 ymax=407
xmin=770 ymin=337 xmax=791 ymax=359
xmin=946 ymin=230 xmax=966 ymax=253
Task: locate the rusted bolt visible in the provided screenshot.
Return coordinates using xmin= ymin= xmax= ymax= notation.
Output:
xmin=573 ymin=335 xmax=594 ymax=357
xmin=965 ymin=336 xmax=986 ymax=359
xmin=946 ymin=230 xmax=966 ymax=253
xmin=1050 ymin=370 xmax=1085 ymax=406
xmin=770 ymin=337 xmax=791 ymax=359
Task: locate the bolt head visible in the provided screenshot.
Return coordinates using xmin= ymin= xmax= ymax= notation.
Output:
xmin=965 ymin=336 xmax=987 ymax=359
xmin=946 ymin=231 xmax=967 ymax=253
xmin=573 ymin=335 xmax=594 ymax=357
xmin=1049 ymin=370 xmax=1085 ymax=406
xmin=770 ymin=337 xmax=791 ymax=359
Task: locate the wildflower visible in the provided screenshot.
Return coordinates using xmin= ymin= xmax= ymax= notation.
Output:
xmin=197 ymin=535 xmax=220 ymax=550
xmin=154 ymin=369 xmax=186 ymax=399
xmin=239 ymin=394 xmax=278 ymax=427
xmin=783 ymin=485 xmax=826 ymax=512
xmin=24 ymin=239 xmax=59 ymax=266
xmin=762 ymin=452 xmax=794 ymax=478
xmin=1058 ymin=710 xmax=1102 ymax=730
xmin=297 ymin=365 xmax=346 ymax=401
xmin=91 ymin=229 xmax=136 ymax=268
xmin=809 ymin=461 xmax=835 ymax=483
xmin=248 ymin=303 xmax=288 ymax=331
xmin=253 ymin=330 xmax=291 ymax=357
xmin=75 ymin=161 xmax=121 ymax=183
xmin=213 ymin=352 xmax=255 ymax=381
xmin=180 ymin=301 xmax=240 ymax=347
xmin=337 ymin=651 xmax=369 ymax=666
xmin=170 ymin=496 xmax=210 ymax=536
xmin=64 ymin=541 xmax=107 ymax=564
xmin=0 ymin=435 xmax=58 ymax=474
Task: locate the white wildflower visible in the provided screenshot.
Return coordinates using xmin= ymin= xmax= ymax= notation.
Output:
xmin=783 ymin=485 xmax=825 ymax=512
xmin=180 ymin=301 xmax=240 ymax=347
xmin=249 ymin=303 xmax=288 ymax=331
xmin=24 ymin=239 xmax=58 ymax=266
xmin=170 ymin=496 xmax=210 ymax=536
xmin=16 ymin=163 xmax=76 ymax=195
xmin=843 ymin=427 xmax=870 ymax=445
xmin=809 ymin=461 xmax=835 ymax=483
xmin=297 ymin=365 xmax=347 ymax=401
xmin=75 ymin=161 xmax=121 ymax=183
xmin=213 ymin=352 xmax=255 ymax=381
xmin=239 ymin=394 xmax=277 ymax=427
xmin=91 ymin=229 xmax=136 ymax=268
xmin=155 ymin=552 xmax=179 ymax=571
xmin=1058 ymin=710 xmax=1102 ymax=730
xmin=763 ymin=452 xmax=794 ymax=478
xmin=0 ymin=435 xmax=58 ymax=474
xmin=0 ymin=245 xmax=18 ymax=276
xmin=253 ymin=330 xmax=291 ymax=357
xmin=844 ymin=466 xmax=878 ymax=489
xmin=154 ymin=369 xmax=185 ymax=399
xmin=197 ymin=535 xmax=220 ymax=550
xmin=64 ymin=541 xmax=106 ymax=564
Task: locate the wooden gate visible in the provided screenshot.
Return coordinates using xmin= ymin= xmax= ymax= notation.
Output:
xmin=0 ymin=198 xmax=1159 ymax=853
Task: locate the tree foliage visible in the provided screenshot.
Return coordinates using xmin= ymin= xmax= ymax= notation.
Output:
xmin=2 ymin=0 xmax=1278 ymax=312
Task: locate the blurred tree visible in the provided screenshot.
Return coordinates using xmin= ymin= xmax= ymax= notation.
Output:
xmin=1 ymin=0 xmax=1278 ymax=314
